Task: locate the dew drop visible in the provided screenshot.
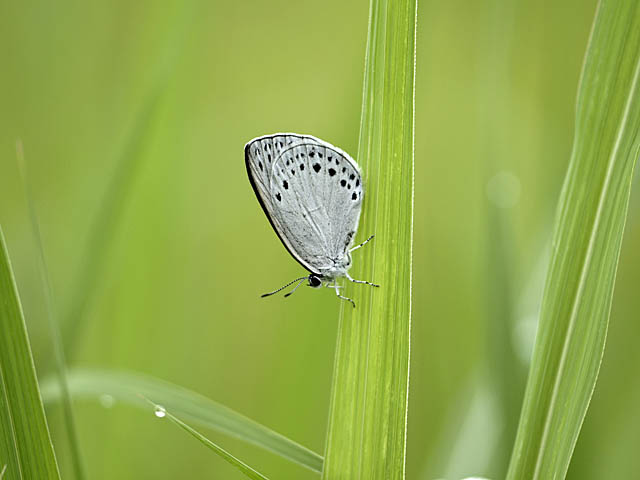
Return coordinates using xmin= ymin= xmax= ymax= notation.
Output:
xmin=154 ymin=405 xmax=167 ymax=418
xmin=486 ymin=171 xmax=521 ymax=208
xmin=99 ymin=394 xmax=115 ymax=409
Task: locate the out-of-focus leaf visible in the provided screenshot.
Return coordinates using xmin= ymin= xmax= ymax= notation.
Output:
xmin=40 ymin=368 xmax=323 ymax=473
xmin=507 ymin=2 xmax=640 ymax=479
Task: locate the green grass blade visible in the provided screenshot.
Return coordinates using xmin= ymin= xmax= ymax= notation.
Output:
xmin=40 ymin=368 xmax=323 ymax=473
xmin=0 ymin=226 xmax=61 ymax=480
xmin=61 ymin=90 xmax=162 ymax=358
xmin=484 ymin=206 xmax=527 ymax=476
xmin=506 ymin=2 xmax=640 ymax=479
xmin=141 ymin=397 xmax=270 ymax=480
xmin=322 ymin=0 xmax=417 ymax=478
xmin=17 ymin=141 xmax=86 ymax=480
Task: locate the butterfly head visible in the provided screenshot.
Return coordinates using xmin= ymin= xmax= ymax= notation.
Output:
xmin=308 ymin=274 xmax=323 ymax=288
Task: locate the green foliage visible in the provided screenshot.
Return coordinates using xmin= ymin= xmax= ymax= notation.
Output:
xmin=322 ymin=0 xmax=417 ymax=478
xmin=60 ymin=92 xmax=163 ymax=358
xmin=141 ymin=398 xmax=270 ymax=480
xmin=17 ymin=142 xmax=86 ymax=480
xmin=40 ymin=368 xmax=322 ymax=473
xmin=507 ymin=1 xmax=640 ymax=478
xmin=2 ymin=0 xmax=640 ymax=479
xmin=0 ymin=227 xmax=60 ymax=480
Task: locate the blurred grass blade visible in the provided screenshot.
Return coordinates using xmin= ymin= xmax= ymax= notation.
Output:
xmin=17 ymin=141 xmax=86 ymax=480
xmin=506 ymin=2 xmax=640 ymax=479
xmin=61 ymin=91 xmax=162 ymax=357
xmin=40 ymin=368 xmax=323 ymax=473
xmin=322 ymin=0 xmax=416 ymax=478
xmin=0 ymin=226 xmax=61 ymax=480
xmin=484 ymin=206 xmax=527 ymax=476
xmin=141 ymin=397 xmax=270 ymax=480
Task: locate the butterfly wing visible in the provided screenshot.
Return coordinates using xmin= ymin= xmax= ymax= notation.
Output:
xmin=245 ymin=133 xmax=364 ymax=275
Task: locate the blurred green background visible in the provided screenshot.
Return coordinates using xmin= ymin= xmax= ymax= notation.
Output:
xmin=1 ymin=0 xmax=638 ymax=479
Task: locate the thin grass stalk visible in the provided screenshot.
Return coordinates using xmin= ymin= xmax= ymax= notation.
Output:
xmin=40 ymin=368 xmax=323 ymax=473
xmin=141 ymin=398 xmax=270 ymax=480
xmin=16 ymin=142 xmax=86 ymax=479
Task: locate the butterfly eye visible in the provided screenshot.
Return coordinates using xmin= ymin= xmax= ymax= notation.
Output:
xmin=308 ymin=275 xmax=322 ymax=288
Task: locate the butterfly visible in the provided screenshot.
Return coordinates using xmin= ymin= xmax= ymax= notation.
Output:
xmin=245 ymin=133 xmax=379 ymax=307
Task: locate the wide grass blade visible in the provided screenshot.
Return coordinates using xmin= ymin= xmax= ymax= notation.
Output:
xmin=141 ymin=397 xmax=270 ymax=480
xmin=0 ymin=226 xmax=61 ymax=480
xmin=322 ymin=0 xmax=417 ymax=478
xmin=506 ymin=2 xmax=640 ymax=479
xmin=40 ymin=368 xmax=323 ymax=473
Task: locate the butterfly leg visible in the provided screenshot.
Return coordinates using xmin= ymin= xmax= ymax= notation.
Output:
xmin=333 ymin=280 xmax=356 ymax=308
xmin=350 ymin=234 xmax=375 ymax=253
xmin=346 ymin=272 xmax=380 ymax=288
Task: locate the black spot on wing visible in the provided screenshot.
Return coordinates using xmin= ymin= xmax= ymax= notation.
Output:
xmin=313 ymin=163 xmax=321 ymax=173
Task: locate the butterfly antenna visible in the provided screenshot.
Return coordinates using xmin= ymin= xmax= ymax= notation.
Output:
xmin=283 ymin=277 xmax=307 ymax=298
xmin=261 ymin=276 xmax=309 ymax=298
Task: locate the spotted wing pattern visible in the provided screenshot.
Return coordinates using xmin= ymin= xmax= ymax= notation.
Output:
xmin=245 ymin=133 xmax=363 ymax=275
